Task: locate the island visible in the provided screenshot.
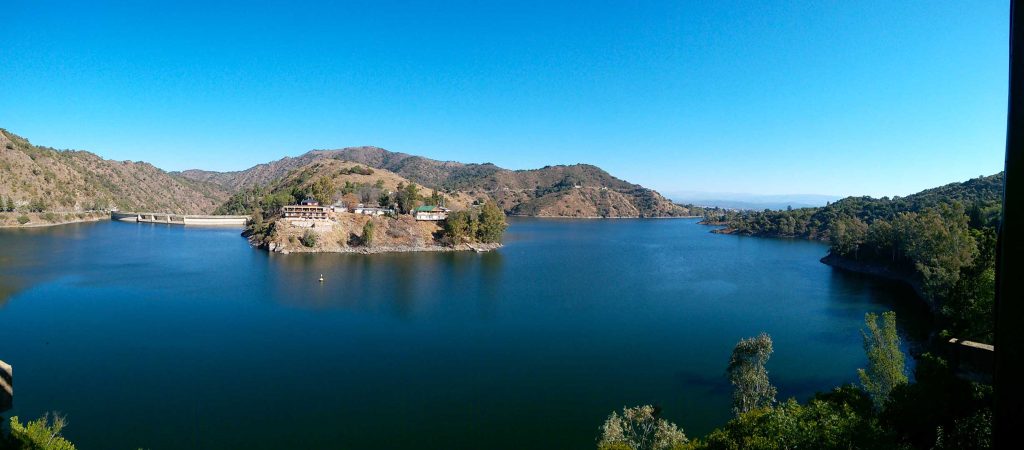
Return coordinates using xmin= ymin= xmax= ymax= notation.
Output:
xmin=244 ymin=196 xmax=507 ymax=254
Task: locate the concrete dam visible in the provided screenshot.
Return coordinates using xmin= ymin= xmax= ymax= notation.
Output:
xmin=111 ymin=211 xmax=249 ymax=226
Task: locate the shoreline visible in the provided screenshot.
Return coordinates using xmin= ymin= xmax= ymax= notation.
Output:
xmin=262 ymin=240 xmax=501 ymax=255
xmin=509 ymin=215 xmax=702 ymax=220
xmin=819 ymin=252 xmax=934 ymax=312
xmin=0 ymin=215 xmax=107 ymax=229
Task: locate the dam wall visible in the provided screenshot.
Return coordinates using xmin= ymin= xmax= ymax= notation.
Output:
xmin=111 ymin=211 xmax=249 ymax=226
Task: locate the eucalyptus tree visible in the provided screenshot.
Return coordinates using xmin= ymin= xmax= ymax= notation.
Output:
xmin=727 ymin=333 xmax=777 ymax=416
xmin=858 ymin=311 xmax=907 ymax=410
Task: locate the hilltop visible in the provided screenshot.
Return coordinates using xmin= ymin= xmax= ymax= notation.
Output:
xmin=180 ymin=146 xmax=689 ymax=218
xmin=0 ymin=129 xmax=230 ymax=226
xmin=214 ymin=158 xmax=478 ymax=215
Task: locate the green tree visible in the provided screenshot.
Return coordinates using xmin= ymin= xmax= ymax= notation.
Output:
xmin=396 ymin=182 xmax=421 ymax=213
xmin=858 ymin=311 xmax=907 ymax=410
xmin=903 ymin=204 xmax=977 ymax=298
xmin=597 ymin=405 xmax=687 ymax=450
xmin=727 ymin=333 xmax=777 ymax=416
xmin=362 ymin=220 xmax=375 ymax=246
xmin=5 ymin=413 xmax=77 ymax=450
xmin=28 ymin=198 xmax=47 ymax=213
xmin=442 ymin=210 xmax=475 ymax=245
xmin=830 ymin=216 xmax=869 ymax=259
xmin=308 ymin=176 xmax=335 ymax=206
xmin=378 ymin=192 xmax=392 ymax=208
xmin=476 ymin=201 xmax=507 ymax=243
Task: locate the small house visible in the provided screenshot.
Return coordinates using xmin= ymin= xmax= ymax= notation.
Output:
xmin=413 ymin=205 xmax=449 ymax=221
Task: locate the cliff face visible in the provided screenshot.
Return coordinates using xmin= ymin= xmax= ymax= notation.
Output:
xmin=0 ymin=129 xmax=229 ymax=214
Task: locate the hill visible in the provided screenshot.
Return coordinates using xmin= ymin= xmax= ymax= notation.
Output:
xmin=0 ymin=129 xmax=230 ymax=219
xmin=708 ymin=173 xmax=1003 ymax=240
xmin=213 ymin=158 xmax=477 ymax=215
xmin=180 ymin=146 xmax=689 ymax=218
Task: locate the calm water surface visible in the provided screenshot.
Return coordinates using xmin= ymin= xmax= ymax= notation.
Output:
xmin=0 ymin=218 xmax=923 ymax=449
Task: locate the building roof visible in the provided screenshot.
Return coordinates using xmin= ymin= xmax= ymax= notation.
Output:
xmin=300 ymin=198 xmax=319 ymax=205
xmin=414 ymin=205 xmax=441 ymax=212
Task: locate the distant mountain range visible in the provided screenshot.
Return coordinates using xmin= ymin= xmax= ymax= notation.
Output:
xmin=665 ymin=191 xmax=842 ymax=210
xmin=0 ymin=128 xmax=689 ymax=218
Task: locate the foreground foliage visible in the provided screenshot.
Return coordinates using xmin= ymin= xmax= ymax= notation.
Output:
xmin=598 ymin=405 xmax=688 ymax=450
xmin=599 ymin=312 xmax=992 ymax=450
xmin=859 ymin=312 xmax=908 ymax=410
xmin=1 ymin=414 xmax=77 ymax=450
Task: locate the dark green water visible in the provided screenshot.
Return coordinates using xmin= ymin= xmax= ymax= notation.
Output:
xmin=0 ymin=218 xmax=923 ymax=449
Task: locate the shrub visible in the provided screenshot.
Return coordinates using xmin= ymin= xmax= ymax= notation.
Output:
xmin=43 ymin=212 xmax=57 ymax=222
xmin=17 ymin=215 xmax=30 ymax=225
xmin=300 ymin=229 xmax=318 ymax=248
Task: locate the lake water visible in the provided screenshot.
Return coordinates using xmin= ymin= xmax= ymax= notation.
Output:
xmin=0 ymin=218 xmax=924 ymax=449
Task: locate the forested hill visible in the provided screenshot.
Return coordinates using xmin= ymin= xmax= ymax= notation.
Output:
xmin=709 ymin=173 xmax=1003 ymax=343
xmin=709 ymin=173 xmax=1003 ymax=240
xmin=182 ymin=146 xmax=689 ymax=218
xmin=0 ymin=129 xmax=230 ymax=215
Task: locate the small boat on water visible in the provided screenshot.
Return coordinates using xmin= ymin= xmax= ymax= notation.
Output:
xmin=319 ymin=274 xmax=324 ymax=283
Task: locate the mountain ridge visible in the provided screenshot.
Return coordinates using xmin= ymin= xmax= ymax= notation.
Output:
xmin=178 ymin=146 xmax=689 ymax=218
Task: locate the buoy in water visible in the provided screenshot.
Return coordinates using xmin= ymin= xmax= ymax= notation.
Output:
xmin=319 ymin=274 xmax=324 ymax=283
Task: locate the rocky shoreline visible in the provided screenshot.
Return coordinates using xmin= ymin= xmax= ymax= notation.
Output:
xmin=259 ymin=238 xmax=501 ymax=255
xmin=819 ymin=252 xmax=934 ymax=312
xmin=0 ymin=213 xmax=107 ymax=229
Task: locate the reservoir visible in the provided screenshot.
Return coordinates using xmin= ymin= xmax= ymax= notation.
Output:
xmin=0 ymin=218 xmax=923 ymax=449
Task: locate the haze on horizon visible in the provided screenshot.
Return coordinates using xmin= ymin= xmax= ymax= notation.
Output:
xmin=0 ymin=1 xmax=1008 ymax=199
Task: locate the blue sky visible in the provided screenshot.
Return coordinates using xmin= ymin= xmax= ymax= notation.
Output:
xmin=0 ymin=1 xmax=1009 ymax=197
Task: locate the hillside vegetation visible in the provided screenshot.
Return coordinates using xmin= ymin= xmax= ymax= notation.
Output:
xmin=181 ymin=146 xmax=689 ymax=218
xmin=0 ymin=129 xmax=230 ymax=219
xmin=213 ymin=159 xmax=477 ymax=216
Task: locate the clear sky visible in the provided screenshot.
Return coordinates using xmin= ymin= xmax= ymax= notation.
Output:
xmin=0 ymin=1 xmax=1009 ymax=198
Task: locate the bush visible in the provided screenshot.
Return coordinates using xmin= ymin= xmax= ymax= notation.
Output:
xmin=43 ymin=212 xmax=57 ymax=223
xmin=362 ymin=220 xmax=376 ymax=246
xmin=300 ymin=229 xmax=318 ymax=248
xmin=17 ymin=215 xmax=30 ymax=225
